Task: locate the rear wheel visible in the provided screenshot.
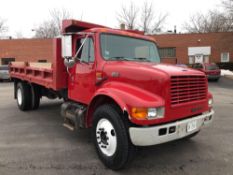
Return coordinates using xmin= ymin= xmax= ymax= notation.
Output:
xmin=16 ymin=82 xmax=31 ymax=111
xmin=92 ymin=104 xmax=135 ymax=170
xmin=31 ymin=85 xmax=40 ymax=110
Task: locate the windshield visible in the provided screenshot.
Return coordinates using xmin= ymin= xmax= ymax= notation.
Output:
xmin=100 ymin=34 xmax=160 ymax=62
xmin=206 ymin=64 xmax=219 ymax=70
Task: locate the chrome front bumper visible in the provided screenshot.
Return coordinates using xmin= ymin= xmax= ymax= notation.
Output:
xmin=129 ymin=110 xmax=214 ymax=146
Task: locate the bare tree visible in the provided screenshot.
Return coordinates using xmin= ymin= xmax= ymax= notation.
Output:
xmin=117 ymin=2 xmax=138 ymax=30
xmin=184 ymin=10 xmax=233 ymax=33
xmin=49 ymin=8 xmax=72 ymax=34
xmin=208 ymin=10 xmax=232 ymax=32
xmin=140 ymin=1 xmax=168 ymax=33
xmin=222 ymin=0 xmax=233 ymax=15
xmin=222 ymin=0 xmax=233 ymax=30
xmin=34 ymin=21 xmax=59 ymax=38
xmin=140 ymin=1 xmax=154 ymax=33
xmin=184 ymin=0 xmax=233 ymax=33
xmin=0 ymin=18 xmax=8 ymax=34
xmin=34 ymin=8 xmax=72 ymax=38
xmin=117 ymin=1 xmax=167 ymax=33
xmin=151 ymin=14 xmax=168 ymax=33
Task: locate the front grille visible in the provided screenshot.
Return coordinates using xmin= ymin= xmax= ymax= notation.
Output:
xmin=170 ymin=75 xmax=207 ymax=105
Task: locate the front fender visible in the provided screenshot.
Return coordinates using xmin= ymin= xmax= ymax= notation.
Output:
xmin=89 ymin=82 xmax=165 ymax=125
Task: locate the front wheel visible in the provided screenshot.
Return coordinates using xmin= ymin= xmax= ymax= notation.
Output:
xmin=92 ymin=105 xmax=135 ymax=170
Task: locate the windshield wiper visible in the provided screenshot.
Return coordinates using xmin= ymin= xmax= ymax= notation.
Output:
xmin=108 ymin=57 xmax=131 ymax=61
xmin=131 ymin=57 xmax=151 ymax=62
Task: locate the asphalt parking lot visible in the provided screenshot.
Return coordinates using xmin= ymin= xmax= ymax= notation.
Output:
xmin=0 ymin=77 xmax=233 ymax=175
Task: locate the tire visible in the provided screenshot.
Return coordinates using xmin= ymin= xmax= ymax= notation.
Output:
xmin=92 ymin=104 xmax=135 ymax=170
xmin=16 ymin=82 xmax=32 ymax=111
xmin=31 ymin=85 xmax=40 ymax=110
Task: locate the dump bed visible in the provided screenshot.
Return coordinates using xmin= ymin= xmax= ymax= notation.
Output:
xmin=9 ymin=38 xmax=68 ymax=91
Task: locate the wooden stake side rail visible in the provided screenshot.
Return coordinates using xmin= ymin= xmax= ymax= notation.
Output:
xmin=9 ymin=38 xmax=68 ymax=91
xmin=10 ymin=63 xmax=54 ymax=89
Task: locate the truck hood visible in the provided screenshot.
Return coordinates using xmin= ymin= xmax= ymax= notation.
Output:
xmin=151 ymin=63 xmax=204 ymax=76
xmin=105 ymin=61 xmax=204 ymax=77
xmin=103 ymin=61 xmax=205 ymax=98
xmin=102 ymin=61 xmax=209 ymax=125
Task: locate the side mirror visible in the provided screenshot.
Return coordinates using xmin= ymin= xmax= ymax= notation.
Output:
xmin=64 ymin=58 xmax=75 ymax=68
xmin=62 ymin=35 xmax=72 ymax=58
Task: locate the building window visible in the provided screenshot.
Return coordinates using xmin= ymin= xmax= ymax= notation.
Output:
xmin=38 ymin=60 xmax=47 ymax=63
xmin=221 ymin=52 xmax=230 ymax=62
xmin=1 ymin=58 xmax=15 ymax=65
xmin=159 ymin=48 xmax=176 ymax=58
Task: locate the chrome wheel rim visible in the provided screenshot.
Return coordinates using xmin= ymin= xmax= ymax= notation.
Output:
xmin=96 ymin=118 xmax=117 ymax=156
xmin=17 ymin=88 xmax=22 ymax=105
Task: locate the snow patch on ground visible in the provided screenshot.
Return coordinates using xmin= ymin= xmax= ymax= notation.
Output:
xmin=221 ymin=69 xmax=233 ymax=76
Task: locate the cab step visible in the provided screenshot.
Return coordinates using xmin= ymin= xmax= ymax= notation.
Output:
xmin=61 ymin=102 xmax=87 ymax=131
xmin=63 ymin=123 xmax=75 ymax=131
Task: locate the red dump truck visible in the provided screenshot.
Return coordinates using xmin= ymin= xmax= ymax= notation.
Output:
xmin=9 ymin=20 xmax=214 ymax=170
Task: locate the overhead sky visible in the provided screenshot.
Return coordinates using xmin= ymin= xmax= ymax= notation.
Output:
xmin=0 ymin=0 xmax=222 ymax=38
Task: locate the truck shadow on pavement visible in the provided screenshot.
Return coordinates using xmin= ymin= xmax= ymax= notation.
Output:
xmin=32 ymin=100 xmax=93 ymax=144
xmin=39 ymin=101 xmax=203 ymax=172
xmin=16 ymin=100 xmax=210 ymax=173
xmin=126 ymin=140 xmax=201 ymax=172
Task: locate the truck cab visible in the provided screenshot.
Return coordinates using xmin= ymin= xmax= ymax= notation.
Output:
xmin=10 ymin=20 xmax=214 ymax=170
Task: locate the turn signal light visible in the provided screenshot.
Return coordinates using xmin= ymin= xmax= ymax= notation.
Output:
xmin=131 ymin=107 xmax=165 ymax=120
xmin=96 ymin=72 xmax=103 ymax=81
xmin=131 ymin=108 xmax=148 ymax=120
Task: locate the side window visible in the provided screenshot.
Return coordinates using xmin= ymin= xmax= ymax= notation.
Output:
xmin=89 ymin=39 xmax=94 ymax=62
xmin=77 ymin=37 xmax=95 ymax=63
xmin=80 ymin=39 xmax=89 ymax=62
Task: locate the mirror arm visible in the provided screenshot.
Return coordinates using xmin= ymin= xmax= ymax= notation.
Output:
xmin=73 ymin=34 xmax=90 ymax=61
xmin=66 ymin=66 xmax=72 ymax=77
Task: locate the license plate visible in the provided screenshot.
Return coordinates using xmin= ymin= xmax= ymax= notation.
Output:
xmin=187 ymin=120 xmax=197 ymax=132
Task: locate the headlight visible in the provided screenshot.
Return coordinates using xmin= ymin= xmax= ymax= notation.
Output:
xmin=131 ymin=107 xmax=165 ymax=120
xmin=148 ymin=108 xmax=157 ymax=118
xmin=208 ymin=98 xmax=213 ymax=107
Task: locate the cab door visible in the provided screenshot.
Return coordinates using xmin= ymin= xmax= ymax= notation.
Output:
xmin=69 ymin=37 xmax=96 ymax=104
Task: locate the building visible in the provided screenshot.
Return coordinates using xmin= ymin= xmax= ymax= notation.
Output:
xmin=0 ymin=39 xmax=53 ymax=65
xmin=153 ymin=32 xmax=233 ymax=65
xmin=0 ymin=32 xmax=233 ymax=66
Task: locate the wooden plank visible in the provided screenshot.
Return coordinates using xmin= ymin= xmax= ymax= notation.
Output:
xmin=28 ymin=62 xmax=52 ymax=69
xmin=11 ymin=61 xmax=26 ymax=67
